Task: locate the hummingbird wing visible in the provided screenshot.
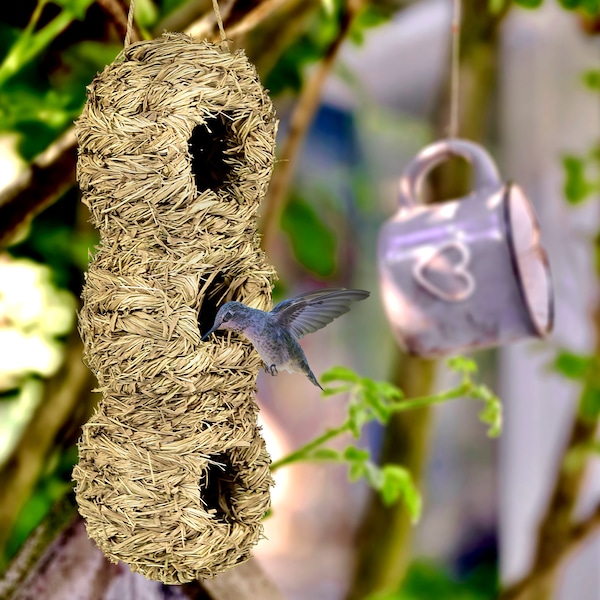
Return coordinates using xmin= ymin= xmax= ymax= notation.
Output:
xmin=270 ymin=288 xmax=369 ymax=339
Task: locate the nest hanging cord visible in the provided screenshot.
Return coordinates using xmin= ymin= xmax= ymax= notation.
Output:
xmin=124 ymin=0 xmax=135 ymax=48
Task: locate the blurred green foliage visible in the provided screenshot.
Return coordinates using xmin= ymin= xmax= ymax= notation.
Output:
xmin=512 ymin=0 xmax=600 ymax=14
xmin=265 ymin=1 xmax=391 ymax=95
xmin=367 ymin=559 xmax=498 ymax=600
xmin=281 ymin=194 xmax=337 ymax=277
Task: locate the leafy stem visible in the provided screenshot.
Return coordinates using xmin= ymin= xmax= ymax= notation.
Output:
xmin=269 ymin=357 xmax=502 ymax=522
xmin=0 ymin=0 xmax=94 ymax=89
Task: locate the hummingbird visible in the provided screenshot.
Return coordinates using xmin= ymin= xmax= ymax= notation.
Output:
xmin=201 ymin=288 xmax=369 ymax=389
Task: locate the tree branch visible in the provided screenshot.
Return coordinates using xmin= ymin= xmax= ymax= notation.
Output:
xmin=97 ymin=0 xmax=143 ymax=43
xmin=0 ymin=334 xmax=96 ymax=554
xmin=0 ymin=128 xmax=77 ymax=248
xmin=501 ymin=503 xmax=600 ymax=600
xmin=260 ymin=0 xmax=366 ymax=256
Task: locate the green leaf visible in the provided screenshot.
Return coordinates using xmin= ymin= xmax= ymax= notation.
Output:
xmin=583 ymin=70 xmax=600 ymax=90
xmin=360 ymin=379 xmax=391 ymax=422
xmin=447 ymin=356 xmax=477 ymax=376
xmin=580 ymin=0 xmax=600 ymax=15
xmin=54 ymin=0 xmax=94 ymax=19
xmin=321 ymin=365 xmax=360 ymax=383
xmin=558 ymin=0 xmax=581 ymax=7
xmin=514 ymin=0 xmax=544 ymax=7
xmin=478 ymin=399 xmax=503 ymax=438
xmin=553 ymin=350 xmax=592 ymax=380
xmin=322 ymin=385 xmax=352 ymax=397
xmin=280 ymin=195 xmax=337 ymax=277
xmin=349 ymin=5 xmax=391 ymax=45
xmin=563 ymin=155 xmax=595 ymax=204
xmin=320 ymin=0 xmax=335 ymax=16
xmin=362 ymin=462 xmax=384 ymax=489
xmin=347 ymin=402 xmax=369 ymax=437
xmin=374 ymin=380 xmax=403 ymax=401
xmin=343 ymin=445 xmax=370 ymax=462
xmin=135 ymin=0 xmax=160 ymax=28
xmin=380 ymin=465 xmax=422 ymax=522
xmin=348 ymin=459 xmax=367 ymax=481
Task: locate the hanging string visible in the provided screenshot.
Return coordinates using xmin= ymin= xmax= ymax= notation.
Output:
xmin=448 ymin=0 xmax=461 ymax=139
xmin=212 ymin=0 xmax=229 ymax=48
xmin=124 ymin=0 xmax=135 ymax=48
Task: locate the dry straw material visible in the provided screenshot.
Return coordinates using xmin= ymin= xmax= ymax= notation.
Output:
xmin=73 ymin=32 xmax=277 ymax=583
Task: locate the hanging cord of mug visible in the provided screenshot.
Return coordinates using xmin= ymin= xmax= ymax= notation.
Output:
xmin=449 ymin=0 xmax=461 ymax=139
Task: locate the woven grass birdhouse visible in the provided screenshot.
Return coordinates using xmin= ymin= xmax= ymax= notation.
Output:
xmin=72 ymin=32 xmax=277 ymax=584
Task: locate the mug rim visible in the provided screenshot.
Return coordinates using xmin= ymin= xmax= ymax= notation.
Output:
xmin=502 ymin=182 xmax=555 ymax=337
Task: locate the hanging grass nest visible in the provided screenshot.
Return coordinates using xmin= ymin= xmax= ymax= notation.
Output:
xmin=72 ymin=32 xmax=277 ymax=584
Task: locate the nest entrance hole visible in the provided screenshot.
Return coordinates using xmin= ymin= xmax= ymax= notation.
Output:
xmin=189 ymin=113 xmax=241 ymax=192
xmin=198 ymin=272 xmax=230 ymax=337
xmin=200 ymin=452 xmax=239 ymax=523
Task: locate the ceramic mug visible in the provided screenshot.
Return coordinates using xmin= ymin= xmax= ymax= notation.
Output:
xmin=378 ymin=139 xmax=553 ymax=356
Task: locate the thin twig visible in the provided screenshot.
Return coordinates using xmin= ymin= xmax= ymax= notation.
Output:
xmin=498 ymin=279 xmax=600 ymax=600
xmin=97 ymin=0 xmax=142 ymax=44
xmin=225 ymin=0 xmax=290 ymax=38
xmin=0 ymin=128 xmax=77 ymax=248
xmin=260 ymin=0 xmax=365 ymax=256
xmin=501 ymin=504 xmax=600 ymax=600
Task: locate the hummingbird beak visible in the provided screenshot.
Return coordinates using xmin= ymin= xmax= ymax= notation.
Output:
xmin=201 ymin=326 xmax=217 ymax=342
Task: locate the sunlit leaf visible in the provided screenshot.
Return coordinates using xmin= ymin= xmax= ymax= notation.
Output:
xmin=447 ymin=356 xmax=477 ymax=375
xmin=363 ymin=461 xmax=384 ymax=489
xmin=374 ymin=380 xmax=403 ymax=401
xmin=343 ymin=445 xmax=370 ymax=462
xmin=135 ymin=0 xmax=160 ymax=28
xmin=348 ymin=459 xmax=367 ymax=481
xmin=380 ymin=465 xmax=422 ymax=522
xmin=361 ymin=379 xmax=392 ymax=422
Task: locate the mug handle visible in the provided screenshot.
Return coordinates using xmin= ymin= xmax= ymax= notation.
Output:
xmin=398 ymin=139 xmax=502 ymax=209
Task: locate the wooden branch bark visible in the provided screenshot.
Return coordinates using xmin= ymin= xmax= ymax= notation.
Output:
xmin=0 ymin=129 xmax=77 ymax=248
xmin=500 ymin=501 xmax=600 ymax=600
xmin=0 ymin=494 xmax=285 ymax=600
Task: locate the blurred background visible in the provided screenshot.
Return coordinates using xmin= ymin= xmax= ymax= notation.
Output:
xmin=0 ymin=0 xmax=599 ymax=599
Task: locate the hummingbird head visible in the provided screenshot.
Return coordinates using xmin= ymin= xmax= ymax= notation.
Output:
xmin=201 ymin=301 xmax=251 ymax=341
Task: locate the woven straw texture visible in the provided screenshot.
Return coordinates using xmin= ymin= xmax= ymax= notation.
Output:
xmin=72 ymin=32 xmax=277 ymax=583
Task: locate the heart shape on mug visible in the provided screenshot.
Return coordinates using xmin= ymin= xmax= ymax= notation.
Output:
xmin=412 ymin=240 xmax=476 ymax=302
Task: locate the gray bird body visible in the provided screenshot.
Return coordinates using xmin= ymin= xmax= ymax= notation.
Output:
xmin=201 ymin=288 xmax=370 ymax=389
